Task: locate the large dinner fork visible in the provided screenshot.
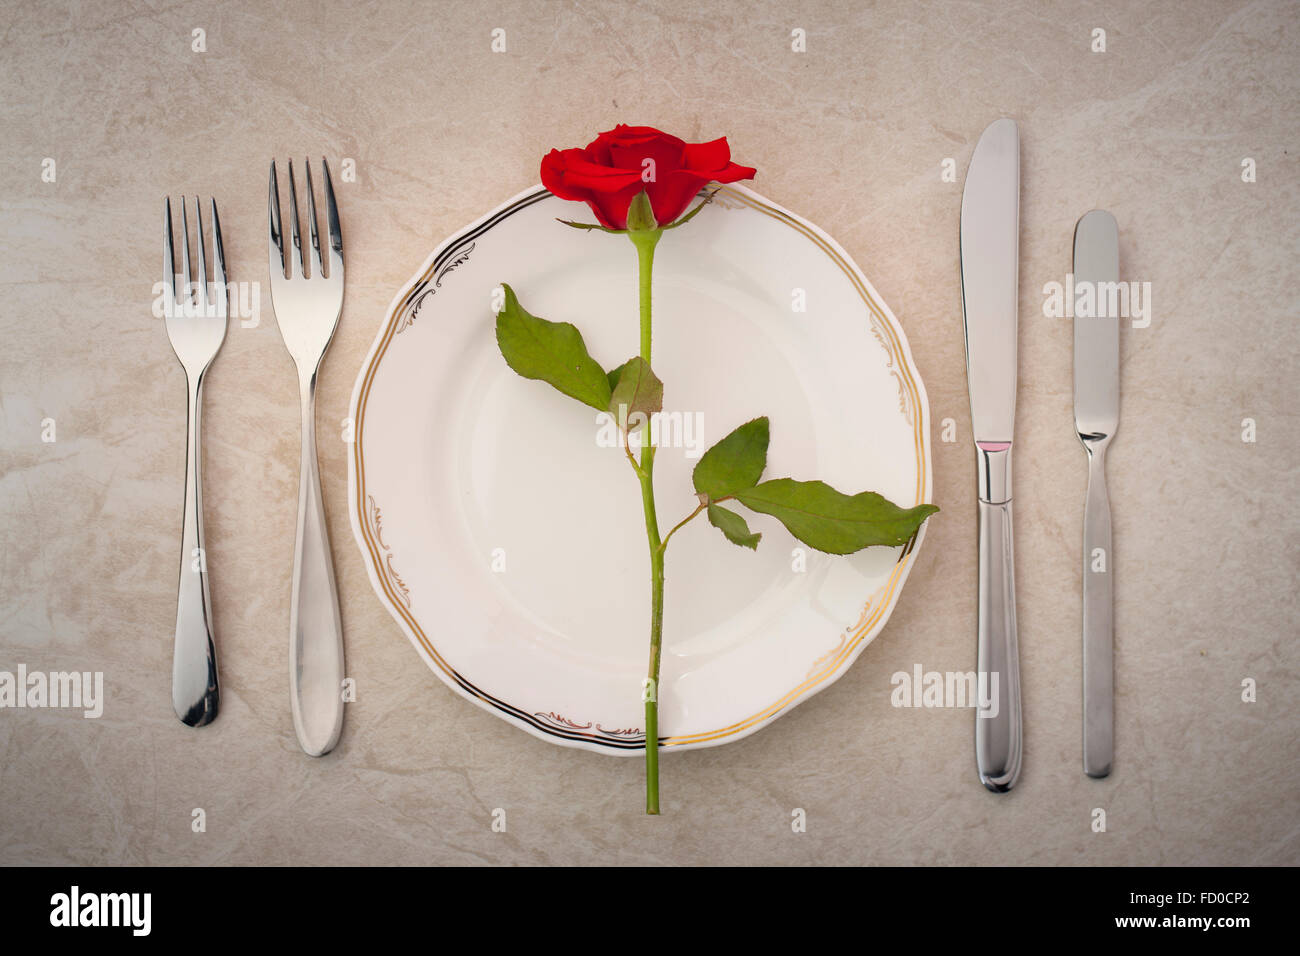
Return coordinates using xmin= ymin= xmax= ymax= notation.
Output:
xmin=163 ymin=196 xmax=227 ymax=727
xmin=267 ymin=158 xmax=346 ymax=756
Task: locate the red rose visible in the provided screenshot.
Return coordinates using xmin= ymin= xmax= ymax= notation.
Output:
xmin=540 ymin=124 xmax=756 ymax=230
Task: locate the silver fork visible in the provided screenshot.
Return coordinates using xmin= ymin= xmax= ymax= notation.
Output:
xmin=267 ymin=158 xmax=346 ymax=756
xmin=163 ymin=196 xmax=227 ymax=727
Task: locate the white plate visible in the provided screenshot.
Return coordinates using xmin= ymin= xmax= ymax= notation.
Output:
xmin=348 ymin=183 xmax=932 ymax=754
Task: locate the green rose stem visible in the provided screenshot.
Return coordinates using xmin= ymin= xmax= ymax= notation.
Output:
xmin=627 ymin=221 xmax=665 ymax=815
xmin=497 ymin=182 xmax=937 ymax=815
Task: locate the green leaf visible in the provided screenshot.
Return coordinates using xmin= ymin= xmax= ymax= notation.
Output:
xmin=692 ymin=417 xmax=770 ymax=501
xmin=734 ymin=479 xmax=939 ymax=555
xmin=707 ymin=504 xmax=761 ymax=550
xmin=607 ymin=356 xmax=663 ymax=427
xmin=495 ymin=284 xmax=611 ymax=411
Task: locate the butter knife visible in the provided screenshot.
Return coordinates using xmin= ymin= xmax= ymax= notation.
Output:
xmin=960 ymin=118 xmax=1022 ymax=792
xmin=1072 ymin=209 xmax=1119 ymax=778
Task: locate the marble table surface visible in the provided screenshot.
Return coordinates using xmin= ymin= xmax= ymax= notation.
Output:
xmin=1 ymin=0 xmax=1296 ymax=865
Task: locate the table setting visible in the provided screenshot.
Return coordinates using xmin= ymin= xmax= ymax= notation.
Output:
xmin=0 ymin=0 xmax=1296 ymax=875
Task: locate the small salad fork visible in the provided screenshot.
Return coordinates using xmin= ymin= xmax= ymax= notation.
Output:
xmin=267 ymin=158 xmax=346 ymax=756
xmin=163 ymin=196 xmax=227 ymax=727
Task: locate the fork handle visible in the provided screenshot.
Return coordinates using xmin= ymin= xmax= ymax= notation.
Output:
xmin=289 ymin=375 xmax=345 ymax=756
xmin=1082 ymin=441 xmax=1113 ymax=777
xmin=173 ymin=375 xmax=220 ymax=726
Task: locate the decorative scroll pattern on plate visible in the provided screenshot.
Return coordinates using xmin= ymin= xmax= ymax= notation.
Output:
xmin=806 ymin=582 xmax=892 ymax=680
xmin=366 ymin=494 xmax=410 ymax=608
xmin=534 ymin=712 xmax=643 ymax=739
xmin=395 ymin=242 xmax=476 ymax=334
xmin=867 ymin=319 xmax=916 ymax=426
xmin=806 ymin=632 xmax=850 ymax=680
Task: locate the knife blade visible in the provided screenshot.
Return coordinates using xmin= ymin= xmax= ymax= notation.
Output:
xmin=960 ymin=118 xmax=1022 ymax=793
xmin=1072 ymin=209 xmax=1120 ymax=778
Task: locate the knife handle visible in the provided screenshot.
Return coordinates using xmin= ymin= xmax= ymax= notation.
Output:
xmin=976 ymin=498 xmax=1022 ymax=791
xmin=975 ymin=442 xmax=1022 ymax=791
xmin=1082 ymin=441 xmax=1113 ymax=777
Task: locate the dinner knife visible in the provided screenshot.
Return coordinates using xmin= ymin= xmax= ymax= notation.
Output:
xmin=1072 ymin=209 xmax=1119 ymax=778
xmin=960 ymin=118 xmax=1022 ymax=792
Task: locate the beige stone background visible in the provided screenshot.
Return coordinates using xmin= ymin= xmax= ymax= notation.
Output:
xmin=1 ymin=0 xmax=1296 ymax=866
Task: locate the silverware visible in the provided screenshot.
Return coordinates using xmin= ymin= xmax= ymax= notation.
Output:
xmin=959 ymin=118 xmax=1023 ymax=792
xmin=163 ymin=196 xmax=227 ymax=727
xmin=1072 ymin=209 xmax=1119 ymax=778
xmin=268 ymin=158 xmax=346 ymax=757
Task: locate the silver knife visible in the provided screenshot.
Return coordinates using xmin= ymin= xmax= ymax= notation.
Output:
xmin=1072 ymin=209 xmax=1119 ymax=778
xmin=960 ymin=118 xmax=1022 ymax=792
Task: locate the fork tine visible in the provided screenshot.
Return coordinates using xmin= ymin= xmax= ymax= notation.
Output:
xmin=164 ymin=197 xmax=176 ymax=313
xmin=211 ymin=198 xmax=228 ymax=318
xmin=180 ymin=196 xmax=193 ymax=311
xmin=304 ymin=158 xmax=323 ymax=278
xmin=287 ymin=159 xmax=304 ymax=278
xmin=321 ymin=157 xmax=343 ymax=275
xmin=194 ymin=197 xmax=209 ymax=313
xmin=211 ymin=198 xmax=226 ymax=288
xmin=269 ymin=161 xmax=286 ymax=279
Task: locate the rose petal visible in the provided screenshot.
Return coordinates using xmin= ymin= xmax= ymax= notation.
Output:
xmin=608 ymin=136 xmax=685 ymax=178
xmin=590 ymin=181 xmax=646 ymax=228
xmin=600 ymin=125 xmax=686 ymax=149
xmin=649 ymin=171 xmax=709 ymax=225
xmin=681 ymin=136 xmax=732 ymax=171
xmin=712 ymin=161 xmax=758 ymax=184
xmin=540 ymin=149 xmax=590 ymax=201
xmin=553 ymin=151 xmax=645 ymax=190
